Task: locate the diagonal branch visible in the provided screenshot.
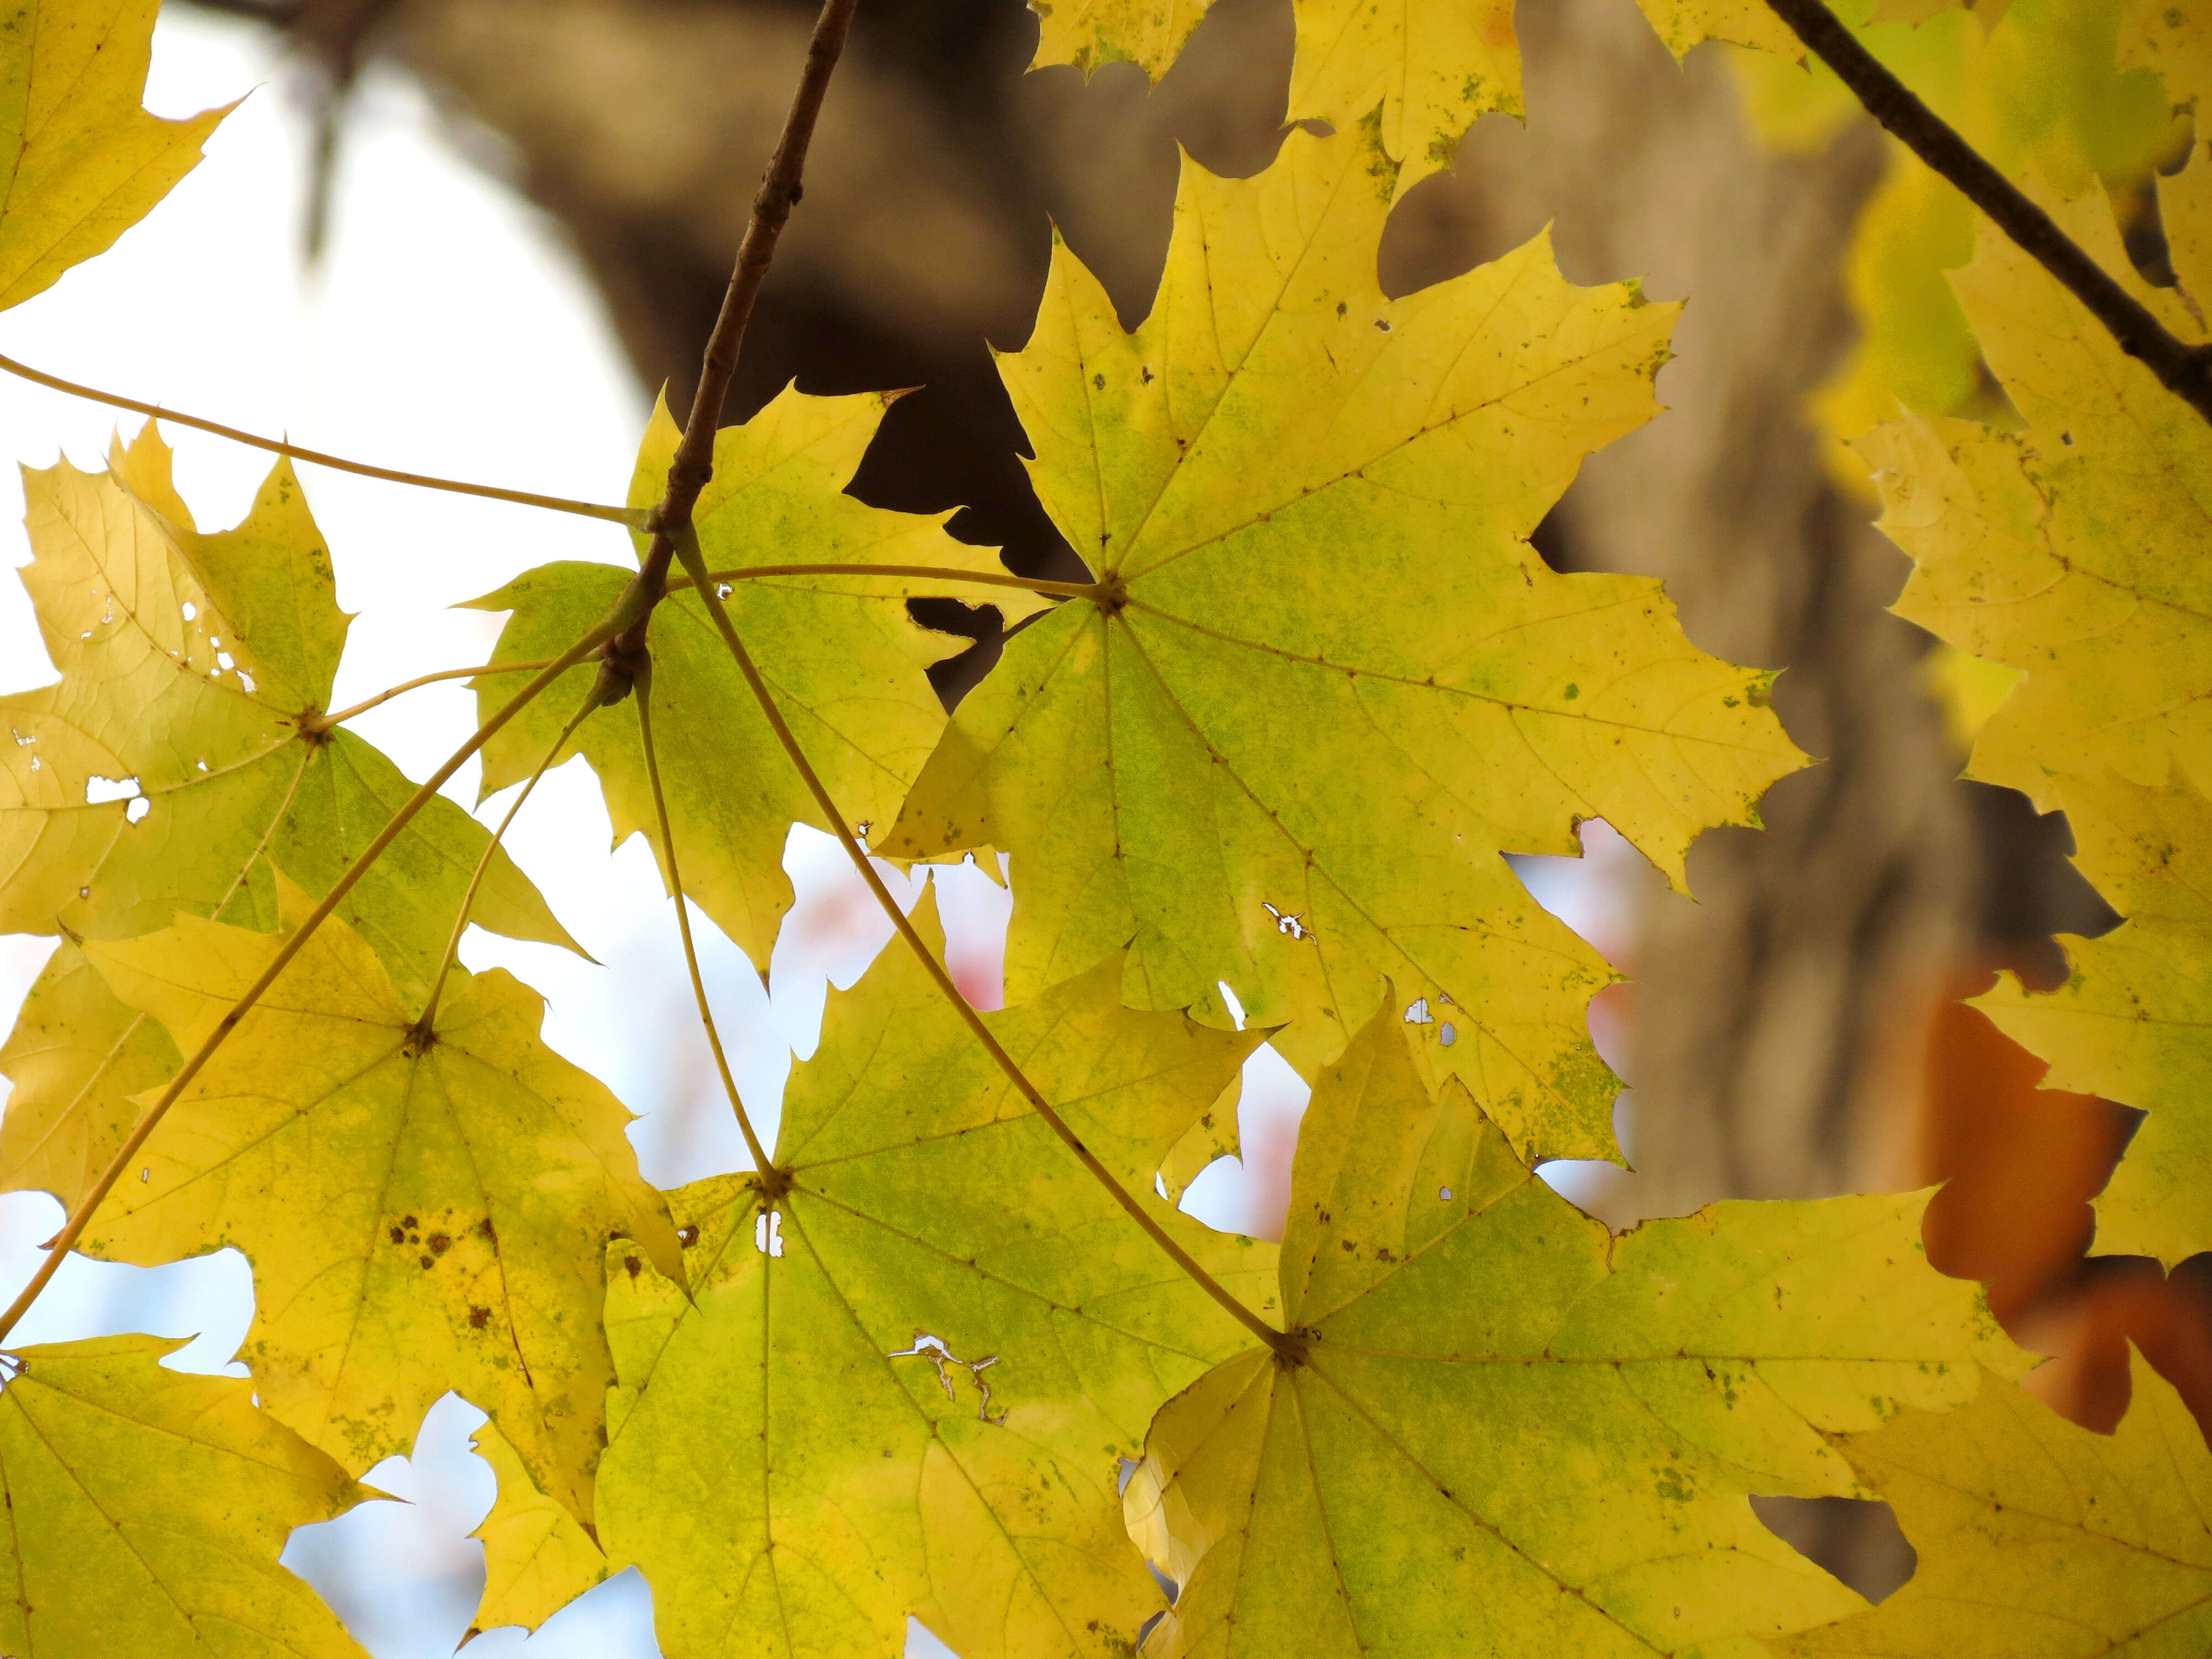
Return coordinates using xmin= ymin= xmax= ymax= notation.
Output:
xmin=633 ymin=665 xmax=778 ymax=1176
xmin=603 ymin=0 xmax=862 ymax=688
xmin=666 ymin=528 xmax=1291 ymax=1355
xmin=415 ymin=683 xmax=603 ymax=1035
xmin=306 ymin=658 xmax=557 ymax=732
xmin=0 ymin=353 xmax=635 ymax=523
xmin=0 ymin=616 xmax=626 ymax=1347
xmin=1759 ymin=0 xmax=2212 ymax=426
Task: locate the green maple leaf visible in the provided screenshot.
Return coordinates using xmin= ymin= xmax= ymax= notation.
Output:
xmin=0 ymin=1334 xmax=367 ymax=1657
xmin=1771 ymin=1348 xmax=2212 ymax=1657
xmin=76 ymin=878 xmax=681 ymax=1520
xmin=0 ymin=0 xmax=231 ymax=311
xmin=1971 ymin=771 xmax=2212 ymax=1265
xmin=594 ymin=896 xmax=1275 ymax=1659
xmin=472 ymin=388 xmax=1042 ymax=969
xmin=889 ymin=120 xmax=1803 ymax=1166
xmin=1124 ymin=1003 xmax=2025 ymax=1657
xmin=0 ymin=427 xmax=577 ymax=1211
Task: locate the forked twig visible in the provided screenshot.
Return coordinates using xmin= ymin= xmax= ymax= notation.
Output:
xmin=633 ymin=666 xmax=778 ymax=1175
xmin=1760 ymin=0 xmax=2212 ymax=425
xmin=0 ymin=353 xmax=637 ymax=523
xmin=0 ymin=619 xmax=623 ymax=1346
xmin=604 ymin=0 xmax=862 ymax=684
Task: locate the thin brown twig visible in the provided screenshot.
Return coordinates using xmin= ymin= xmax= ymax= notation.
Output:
xmin=666 ymin=530 xmax=1290 ymax=1354
xmin=0 ymin=353 xmax=637 ymax=522
xmin=602 ymin=0 xmax=861 ymax=690
xmin=415 ymin=685 xmax=602 ymax=1035
xmin=307 ymin=659 xmax=557 ymax=732
xmin=1760 ymin=0 xmax=2212 ymax=425
xmin=0 ymin=617 xmax=624 ymax=1347
xmin=633 ymin=666 xmax=776 ymax=1175
xmin=671 ymin=565 xmax=1097 ymax=601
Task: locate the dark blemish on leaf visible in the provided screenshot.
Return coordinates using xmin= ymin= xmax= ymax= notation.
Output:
xmin=1374 ymin=319 xmax=1391 ymax=331
xmin=419 ymin=1255 xmax=435 ymax=1270
xmin=428 ymin=1233 xmax=451 ymax=1255
xmin=402 ymin=1217 xmax=418 ymax=1229
xmin=625 ymin=1256 xmax=643 ymax=1280
xmin=1092 ymin=373 xmax=1105 ymax=390
xmin=468 ymin=1306 xmax=491 ymax=1330
xmin=478 ymin=1218 xmax=496 ymax=1242
xmin=389 ymin=1226 xmax=405 ymax=1244
xmin=2061 ymin=431 xmax=2073 ymax=445
xmin=1141 ymin=366 xmax=1154 ymax=383
xmin=679 ymin=1224 xmax=700 ymax=1248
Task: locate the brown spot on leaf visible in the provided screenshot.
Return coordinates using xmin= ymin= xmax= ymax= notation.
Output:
xmin=678 ymin=1224 xmax=700 ymax=1248
xmin=624 ymin=1256 xmax=642 ymax=1280
xmin=419 ymin=1254 xmax=435 ymax=1270
xmin=427 ymin=1233 xmax=451 ymax=1255
xmin=468 ymin=1306 xmax=491 ymax=1330
xmin=389 ymin=1225 xmax=405 ymax=1245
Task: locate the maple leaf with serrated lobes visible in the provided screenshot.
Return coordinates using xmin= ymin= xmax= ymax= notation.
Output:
xmin=1770 ymin=1347 xmax=2212 ymax=1657
xmin=0 ymin=426 xmax=579 ymax=1213
xmin=466 ymin=1418 xmax=609 ymax=1636
xmin=0 ymin=1335 xmax=369 ymax=1658
xmin=1970 ymin=771 xmax=2212 ymax=1266
xmin=1027 ymin=0 xmax=1795 ymax=201
xmin=1863 ymin=165 xmax=2212 ymax=813
xmin=1124 ymin=1002 xmax=2028 ymax=1658
xmin=889 ymin=117 xmax=1804 ymax=1169
xmin=0 ymin=0 xmax=232 ymax=311
xmin=471 ymin=387 xmax=1044 ymax=969
xmin=594 ymin=893 xmax=1277 ymax=1659
xmin=76 ymin=874 xmax=681 ymax=1524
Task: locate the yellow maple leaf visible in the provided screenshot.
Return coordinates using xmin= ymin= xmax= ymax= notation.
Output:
xmin=1771 ymin=1347 xmax=2212 ymax=1656
xmin=0 ymin=0 xmax=231 ymax=310
xmin=2122 ymin=0 xmax=2211 ymax=117
xmin=1026 ymin=0 xmax=1213 ymax=77
xmin=0 ymin=427 xmax=577 ymax=1212
xmin=596 ymin=895 xmax=1275 ymax=1659
xmin=472 ymin=388 xmax=1041 ymax=968
xmin=1972 ymin=771 xmax=2212 ymax=1265
xmin=0 ymin=1334 xmax=368 ymax=1657
xmin=467 ymin=1418 xmax=609 ymax=1636
xmin=1125 ymin=1004 xmax=2026 ymax=1657
xmin=1863 ymin=176 xmax=2211 ymax=812
xmin=77 ymin=877 xmax=680 ymax=1522
xmin=890 ymin=119 xmax=1803 ymax=1165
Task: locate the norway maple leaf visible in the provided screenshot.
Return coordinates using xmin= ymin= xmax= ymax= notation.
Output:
xmin=0 ymin=0 xmax=231 ymax=311
xmin=890 ymin=119 xmax=1803 ymax=1167
xmin=1863 ymin=169 xmax=2212 ymax=813
xmin=1027 ymin=0 xmax=1795 ymax=200
xmin=0 ymin=1335 xmax=367 ymax=1658
xmin=1123 ymin=1004 xmax=2024 ymax=1657
xmin=76 ymin=878 xmax=680 ymax=1521
xmin=594 ymin=896 xmax=1275 ymax=1659
xmin=1771 ymin=1348 xmax=2212 ymax=1657
xmin=1969 ymin=771 xmax=2212 ymax=1265
xmin=473 ymin=388 xmax=1042 ymax=969
xmin=466 ymin=1419 xmax=609 ymax=1636
xmin=0 ymin=427 xmax=577 ymax=1211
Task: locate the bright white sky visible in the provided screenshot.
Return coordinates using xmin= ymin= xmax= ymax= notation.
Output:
xmin=0 ymin=12 xmax=1639 ymax=1655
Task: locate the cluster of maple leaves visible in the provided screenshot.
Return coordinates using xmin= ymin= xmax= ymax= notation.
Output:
xmin=0 ymin=0 xmax=2208 ymax=1654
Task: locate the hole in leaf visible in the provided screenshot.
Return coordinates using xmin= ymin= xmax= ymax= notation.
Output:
xmin=1439 ymin=1186 xmax=1453 ymax=1202
xmin=1751 ymin=1496 xmax=1915 ymax=1603
xmin=126 ymin=797 xmax=150 ymax=824
xmin=754 ymin=1210 xmax=785 ymax=1257
xmin=180 ymin=601 xmax=196 ymax=620
xmin=1404 ymin=997 xmax=1433 ymax=1025
xmin=888 ymin=1332 xmax=1006 ymax=1423
xmin=1261 ymin=902 xmax=1314 ymax=941
xmin=85 ymin=775 xmax=142 ymax=806
xmin=1438 ymin=1021 xmax=1457 ymax=1046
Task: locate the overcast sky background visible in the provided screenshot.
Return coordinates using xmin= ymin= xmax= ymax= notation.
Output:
xmin=0 ymin=12 xmax=1645 ymax=1655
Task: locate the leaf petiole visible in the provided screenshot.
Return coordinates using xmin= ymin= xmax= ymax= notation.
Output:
xmin=665 ymin=525 xmax=1293 ymax=1356
xmin=0 ymin=353 xmax=640 ymax=523
xmin=304 ymin=659 xmax=559 ymax=733
xmin=633 ymin=664 xmax=778 ymax=1176
xmin=670 ymin=565 xmax=1100 ymax=602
